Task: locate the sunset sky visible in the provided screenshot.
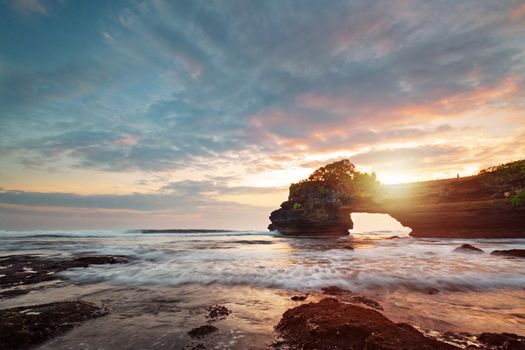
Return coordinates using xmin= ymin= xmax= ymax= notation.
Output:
xmin=1 ymin=0 xmax=524 ymax=230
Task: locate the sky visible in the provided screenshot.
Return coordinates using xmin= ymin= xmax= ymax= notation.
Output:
xmin=1 ymin=0 xmax=524 ymax=230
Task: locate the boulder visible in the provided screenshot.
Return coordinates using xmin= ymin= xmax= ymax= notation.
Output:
xmin=478 ymin=332 xmax=525 ymax=349
xmin=453 ymin=244 xmax=485 ymax=253
xmin=187 ymin=325 xmax=218 ymax=338
xmin=0 ymin=254 xmax=129 ymax=291
xmin=350 ymin=296 xmax=383 ymax=311
xmin=275 ymin=298 xmax=458 ymax=350
xmin=321 ymin=286 xmax=351 ymax=295
xmin=205 ymin=304 xmax=231 ymax=322
xmin=490 ymin=249 xmax=525 ymax=258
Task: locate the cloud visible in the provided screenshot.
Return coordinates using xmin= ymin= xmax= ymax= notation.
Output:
xmin=0 ymin=202 xmax=270 ymax=231
xmin=1 ymin=1 xmax=525 ymax=230
xmin=11 ymin=0 xmax=47 ymax=15
xmin=0 ymin=184 xmax=279 ymax=230
xmin=0 ymin=178 xmax=285 ymax=211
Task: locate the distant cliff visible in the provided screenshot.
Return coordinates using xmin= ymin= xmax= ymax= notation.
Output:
xmin=378 ymin=160 xmax=525 ymax=238
xmin=269 ymin=159 xmax=525 ymax=238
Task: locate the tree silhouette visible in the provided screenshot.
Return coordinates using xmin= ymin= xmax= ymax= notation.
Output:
xmin=293 ymin=159 xmax=381 ymax=202
xmin=304 ymin=159 xmax=356 ymax=184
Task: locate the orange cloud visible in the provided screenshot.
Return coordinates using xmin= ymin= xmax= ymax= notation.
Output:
xmin=298 ymin=76 xmax=521 ymax=128
xmin=511 ymin=2 xmax=525 ymax=20
xmin=116 ymin=134 xmax=140 ymax=146
xmin=399 ymin=77 xmax=520 ymax=119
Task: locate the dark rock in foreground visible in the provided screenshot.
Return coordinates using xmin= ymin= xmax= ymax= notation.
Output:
xmin=0 ymin=254 xmax=129 ymax=290
xmin=291 ymin=294 xmax=308 ymax=301
xmin=0 ymin=289 xmax=30 ymax=299
xmin=183 ymin=344 xmax=207 ymax=350
xmin=453 ymin=244 xmax=485 ymax=253
xmin=0 ymin=300 xmax=109 ymax=350
xmin=321 ymin=285 xmax=351 ymax=295
xmin=478 ymin=332 xmax=525 ymax=349
xmin=187 ymin=325 xmax=218 ymax=338
xmin=350 ymin=295 xmax=384 ymax=311
xmin=490 ymin=249 xmax=525 ymax=258
xmin=68 ymin=255 xmax=129 ymax=267
xmin=275 ymin=298 xmax=459 ymax=350
xmin=205 ymin=304 xmax=231 ymax=322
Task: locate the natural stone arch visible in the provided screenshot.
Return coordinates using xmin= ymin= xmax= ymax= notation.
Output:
xmin=269 ymin=159 xmax=525 ymax=238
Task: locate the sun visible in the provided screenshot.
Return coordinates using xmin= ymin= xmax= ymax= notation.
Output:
xmin=376 ymin=171 xmax=417 ymax=185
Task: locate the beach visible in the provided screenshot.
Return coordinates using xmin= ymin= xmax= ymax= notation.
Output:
xmin=1 ymin=229 xmax=524 ymax=349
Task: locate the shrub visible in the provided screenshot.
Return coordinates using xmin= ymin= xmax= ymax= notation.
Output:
xmin=510 ymin=191 xmax=525 ymax=207
xmin=293 ymin=202 xmax=302 ymax=209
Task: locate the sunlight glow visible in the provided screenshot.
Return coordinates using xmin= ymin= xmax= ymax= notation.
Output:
xmin=377 ymin=171 xmax=417 ymax=185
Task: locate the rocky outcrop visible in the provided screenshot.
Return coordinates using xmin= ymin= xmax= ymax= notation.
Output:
xmin=274 ymin=298 xmax=459 ymax=350
xmin=269 ymin=181 xmax=354 ymax=235
xmin=0 ymin=254 xmax=129 ymax=293
xmin=478 ymin=333 xmax=525 ymax=349
xmin=269 ymin=159 xmax=525 ymax=238
xmin=490 ymin=249 xmax=525 ymax=258
xmin=375 ymin=172 xmax=525 ymax=238
xmin=453 ymin=244 xmax=485 ymax=253
xmin=0 ymin=300 xmax=109 ymax=350
xmin=187 ymin=325 xmax=218 ymax=338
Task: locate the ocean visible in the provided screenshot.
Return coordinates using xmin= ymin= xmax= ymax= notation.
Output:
xmin=1 ymin=229 xmax=524 ymax=349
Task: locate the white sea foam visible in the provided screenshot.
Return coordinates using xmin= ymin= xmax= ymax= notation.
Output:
xmin=2 ymin=229 xmax=524 ymax=293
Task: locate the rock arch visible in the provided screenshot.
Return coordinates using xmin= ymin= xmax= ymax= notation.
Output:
xmin=269 ymin=173 xmax=525 ymax=239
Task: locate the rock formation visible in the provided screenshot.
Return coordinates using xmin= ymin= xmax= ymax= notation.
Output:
xmin=0 ymin=300 xmax=109 ymax=350
xmin=490 ymin=249 xmax=525 ymax=258
xmin=269 ymin=159 xmax=525 ymax=238
xmin=268 ymin=180 xmax=354 ymax=235
xmin=269 ymin=159 xmax=379 ymax=236
xmin=453 ymin=244 xmax=485 ymax=253
xmin=0 ymin=254 xmax=129 ymax=298
xmin=274 ymin=298 xmax=459 ymax=350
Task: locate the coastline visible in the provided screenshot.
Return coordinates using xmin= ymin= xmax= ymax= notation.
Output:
xmin=2 ymin=277 xmax=524 ymax=349
xmin=1 ymin=230 xmax=524 ymax=349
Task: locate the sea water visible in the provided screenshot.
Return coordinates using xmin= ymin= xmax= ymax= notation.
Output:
xmin=0 ymin=229 xmax=524 ymax=349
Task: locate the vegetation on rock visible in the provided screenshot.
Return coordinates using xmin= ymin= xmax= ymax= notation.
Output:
xmin=478 ymin=159 xmax=525 ymax=177
xmin=290 ymin=159 xmax=381 ymax=207
xmin=511 ymin=191 xmax=525 ymax=207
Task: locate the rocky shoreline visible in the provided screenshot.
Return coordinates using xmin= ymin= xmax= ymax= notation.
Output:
xmin=2 ymin=253 xmax=524 ymax=350
xmin=0 ymin=254 xmax=130 ymax=349
xmin=0 ymin=300 xmax=109 ymax=350
xmin=272 ymin=296 xmax=525 ymax=350
xmin=0 ymin=254 xmax=129 ymax=297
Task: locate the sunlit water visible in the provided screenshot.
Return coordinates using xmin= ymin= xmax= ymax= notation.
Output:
xmin=1 ymin=229 xmax=524 ymax=349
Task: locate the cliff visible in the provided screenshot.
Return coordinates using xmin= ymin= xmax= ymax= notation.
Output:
xmin=268 ymin=180 xmax=354 ymax=235
xmin=269 ymin=159 xmax=525 ymax=238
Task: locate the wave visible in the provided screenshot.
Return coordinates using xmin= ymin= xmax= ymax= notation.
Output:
xmin=61 ymin=257 xmax=525 ymax=293
xmin=58 ymin=239 xmax=525 ymax=293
